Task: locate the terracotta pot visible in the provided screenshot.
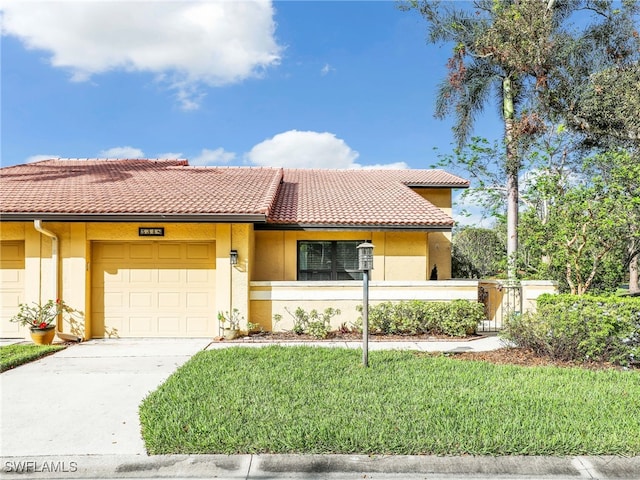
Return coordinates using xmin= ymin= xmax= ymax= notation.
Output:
xmin=30 ymin=326 xmax=56 ymax=345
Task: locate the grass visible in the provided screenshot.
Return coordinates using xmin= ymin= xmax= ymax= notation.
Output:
xmin=139 ymin=346 xmax=640 ymax=456
xmin=0 ymin=343 xmax=65 ymax=372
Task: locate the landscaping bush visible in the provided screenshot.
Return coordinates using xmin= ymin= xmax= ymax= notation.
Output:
xmin=361 ymin=300 xmax=483 ymax=337
xmin=502 ymin=294 xmax=640 ymax=366
xmin=278 ymin=307 xmax=341 ymax=339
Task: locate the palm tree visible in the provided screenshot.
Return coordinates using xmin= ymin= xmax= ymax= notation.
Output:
xmin=408 ymin=0 xmax=563 ymax=279
xmin=407 ymin=0 xmax=640 ymax=283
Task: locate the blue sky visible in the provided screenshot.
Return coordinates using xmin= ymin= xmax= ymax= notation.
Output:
xmin=1 ymin=1 xmax=504 ymax=223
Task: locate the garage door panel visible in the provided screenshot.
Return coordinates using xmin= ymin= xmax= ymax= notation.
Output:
xmin=1 ymin=292 xmax=23 ymax=336
xmin=97 ymin=243 xmax=127 ymax=259
xmin=92 ymin=241 xmax=216 ymax=338
xmin=129 ymin=292 xmax=153 ymax=308
xmin=129 ymin=243 xmax=153 ymax=259
xmin=158 ymin=292 xmax=180 ymax=308
xmin=186 ymin=317 xmax=209 ymax=335
xmin=158 ymin=269 xmax=181 ymax=283
xmin=187 ymin=243 xmax=212 ymax=259
xmin=102 ymin=315 xmax=123 ymax=334
xmin=130 ymin=269 xmax=154 ymax=283
xmin=99 ymin=268 xmax=124 ymax=287
xmin=1 ymin=269 xmax=21 ymax=283
xmin=0 ymin=241 xmax=25 ymax=337
xmin=186 ymin=269 xmax=211 ymax=284
xmin=186 ymin=292 xmax=209 ymax=308
xmin=158 ymin=243 xmax=181 ymax=259
xmin=158 ymin=317 xmax=181 ymax=334
xmin=128 ymin=316 xmax=154 ymax=335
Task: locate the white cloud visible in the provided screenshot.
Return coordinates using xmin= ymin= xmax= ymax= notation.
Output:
xmin=246 ymin=130 xmax=409 ymax=169
xmin=320 ymin=63 xmax=334 ymax=76
xmin=452 ymin=189 xmax=495 ymax=228
xmin=155 ymin=152 xmax=184 ymax=159
xmin=453 ymin=211 xmax=495 ymax=229
xmin=26 ymin=154 xmax=59 ymax=163
xmin=191 ymin=148 xmax=236 ymax=166
xmin=359 ymin=162 xmax=409 ymax=170
xmin=98 ymin=146 xmax=145 ymax=158
xmin=246 ymin=130 xmax=360 ymax=168
xmin=1 ymin=0 xmax=282 ymax=109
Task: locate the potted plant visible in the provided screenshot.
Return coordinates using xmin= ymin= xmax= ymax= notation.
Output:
xmin=10 ymin=299 xmax=81 ymax=345
xmin=217 ymin=308 xmax=243 ymax=340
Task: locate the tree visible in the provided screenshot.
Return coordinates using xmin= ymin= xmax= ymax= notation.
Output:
xmin=406 ymin=0 xmax=556 ymax=278
xmin=452 ymin=227 xmax=505 ymax=278
xmin=585 ymin=150 xmax=640 ymax=293
xmin=519 ymin=149 xmax=639 ymax=294
xmin=574 ymin=66 xmax=640 ymax=143
xmin=405 ymin=0 xmax=639 ymax=280
xmin=544 ymin=1 xmax=640 ymax=147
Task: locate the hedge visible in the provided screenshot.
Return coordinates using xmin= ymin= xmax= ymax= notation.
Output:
xmin=502 ymin=294 xmax=640 ymax=366
xmin=361 ymin=300 xmax=484 ymax=337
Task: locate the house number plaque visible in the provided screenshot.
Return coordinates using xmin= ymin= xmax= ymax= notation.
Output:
xmin=138 ymin=227 xmax=164 ymax=237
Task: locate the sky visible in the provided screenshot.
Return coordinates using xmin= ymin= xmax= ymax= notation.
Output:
xmin=1 ymin=0 xmax=505 ymax=225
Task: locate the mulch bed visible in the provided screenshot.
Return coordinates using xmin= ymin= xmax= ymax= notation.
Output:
xmin=215 ymin=331 xmax=485 ymax=343
xmin=212 ymin=331 xmax=634 ymax=371
xmin=439 ymin=348 xmax=625 ymax=371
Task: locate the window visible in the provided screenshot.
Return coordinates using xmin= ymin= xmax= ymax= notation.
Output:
xmin=298 ymin=240 xmax=363 ymax=281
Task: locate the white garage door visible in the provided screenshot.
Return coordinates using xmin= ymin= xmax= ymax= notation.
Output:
xmin=92 ymin=242 xmax=216 ymax=338
xmin=0 ymin=241 xmax=26 ymax=338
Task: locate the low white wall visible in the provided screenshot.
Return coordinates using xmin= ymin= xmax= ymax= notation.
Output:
xmin=250 ymin=280 xmax=479 ymax=331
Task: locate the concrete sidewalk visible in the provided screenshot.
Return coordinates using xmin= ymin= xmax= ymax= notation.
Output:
xmin=2 ymin=337 xmax=639 ymax=479
xmin=204 ymin=333 xmax=507 ymax=353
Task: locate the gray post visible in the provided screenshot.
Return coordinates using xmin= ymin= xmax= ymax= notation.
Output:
xmin=357 ymin=242 xmax=374 ymax=368
xmin=362 ymin=268 xmax=369 ymax=368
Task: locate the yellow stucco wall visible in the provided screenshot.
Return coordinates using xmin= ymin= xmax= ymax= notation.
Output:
xmin=249 ymin=280 xmax=479 ymax=330
xmin=414 ymin=188 xmax=453 ymax=279
xmin=0 ymin=222 xmax=227 ymax=339
xmin=1 ymin=218 xmax=457 ymax=337
xmin=253 ymin=230 xmax=433 ymax=282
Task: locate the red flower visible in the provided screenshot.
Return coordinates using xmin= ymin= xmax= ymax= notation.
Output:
xmin=38 ymin=322 xmax=48 ymax=329
xmin=55 ymin=299 xmax=61 ymax=304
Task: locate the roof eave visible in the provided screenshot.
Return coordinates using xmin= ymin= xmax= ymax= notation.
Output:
xmin=255 ymin=223 xmax=453 ymax=232
xmin=405 ymin=182 xmax=470 ymax=189
xmin=0 ymin=213 xmax=268 ymax=223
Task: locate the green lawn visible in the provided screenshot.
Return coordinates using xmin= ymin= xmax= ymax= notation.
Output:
xmin=0 ymin=343 xmax=65 ymax=372
xmin=139 ymin=346 xmax=640 ymax=456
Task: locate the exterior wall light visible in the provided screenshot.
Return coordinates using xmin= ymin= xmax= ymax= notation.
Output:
xmin=230 ymin=249 xmax=238 ymax=265
xmin=357 ymin=242 xmax=374 ymax=367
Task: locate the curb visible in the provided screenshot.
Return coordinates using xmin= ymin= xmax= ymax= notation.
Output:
xmin=2 ymin=454 xmax=639 ymax=479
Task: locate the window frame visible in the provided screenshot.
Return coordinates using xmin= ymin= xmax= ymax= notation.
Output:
xmin=297 ymin=240 xmax=364 ymax=281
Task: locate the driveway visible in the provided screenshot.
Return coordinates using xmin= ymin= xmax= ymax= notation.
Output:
xmin=0 ymin=338 xmax=208 ymax=457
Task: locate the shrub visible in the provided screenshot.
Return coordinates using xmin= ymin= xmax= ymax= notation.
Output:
xmin=360 ymin=300 xmax=483 ymax=337
xmin=282 ymin=307 xmax=341 ymax=339
xmin=502 ymin=294 xmax=640 ymax=366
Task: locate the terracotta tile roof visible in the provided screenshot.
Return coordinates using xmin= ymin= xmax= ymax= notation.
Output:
xmin=0 ymin=159 xmax=283 ymax=218
xmin=267 ymin=169 xmax=464 ymax=227
xmin=0 ymin=159 xmax=468 ymax=227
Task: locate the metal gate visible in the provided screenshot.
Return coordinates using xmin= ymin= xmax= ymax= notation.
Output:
xmin=478 ymin=280 xmax=522 ymax=332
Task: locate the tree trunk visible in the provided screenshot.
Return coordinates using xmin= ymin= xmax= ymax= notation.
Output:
xmin=629 ymin=234 xmax=639 ymax=294
xmin=630 ymin=251 xmax=639 ymax=294
xmin=503 ymin=75 xmax=518 ymax=280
